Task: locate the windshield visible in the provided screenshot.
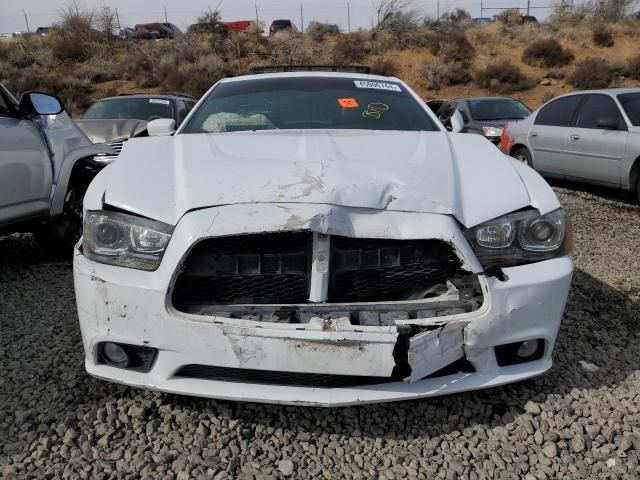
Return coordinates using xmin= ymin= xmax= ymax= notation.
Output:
xmin=181 ymin=77 xmax=438 ymax=134
xmin=468 ymin=98 xmax=531 ymax=121
xmin=83 ymin=98 xmax=174 ymax=121
xmin=618 ymin=93 xmax=640 ymax=126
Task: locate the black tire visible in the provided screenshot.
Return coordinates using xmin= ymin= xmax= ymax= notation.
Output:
xmin=512 ymin=147 xmax=533 ymax=168
xmin=636 ymin=177 xmax=640 ymax=204
xmin=34 ymin=186 xmax=85 ymax=257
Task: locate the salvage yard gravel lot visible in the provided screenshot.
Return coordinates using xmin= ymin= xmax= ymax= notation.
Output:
xmin=1 ymin=186 xmax=639 ymax=480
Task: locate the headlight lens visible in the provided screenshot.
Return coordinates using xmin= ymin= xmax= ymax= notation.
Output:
xmin=464 ymin=208 xmax=572 ymax=268
xmin=82 ymin=211 xmax=174 ymax=271
xmin=482 ymin=126 xmax=504 ymax=137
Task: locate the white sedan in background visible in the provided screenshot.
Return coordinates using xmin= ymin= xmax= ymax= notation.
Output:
xmin=74 ymin=69 xmax=573 ymax=406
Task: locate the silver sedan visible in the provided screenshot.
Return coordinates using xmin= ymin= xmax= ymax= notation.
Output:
xmin=499 ymin=88 xmax=640 ymax=202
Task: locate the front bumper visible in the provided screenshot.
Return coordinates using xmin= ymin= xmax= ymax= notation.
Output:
xmin=74 ymin=204 xmax=573 ymax=406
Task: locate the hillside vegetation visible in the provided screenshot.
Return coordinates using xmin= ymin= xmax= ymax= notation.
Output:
xmin=2 ymin=3 xmax=640 ymax=115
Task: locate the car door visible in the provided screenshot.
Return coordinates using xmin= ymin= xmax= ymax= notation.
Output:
xmin=0 ymin=86 xmax=53 ymax=226
xmin=529 ymin=95 xmax=584 ymax=177
xmin=564 ymin=93 xmax=628 ymax=186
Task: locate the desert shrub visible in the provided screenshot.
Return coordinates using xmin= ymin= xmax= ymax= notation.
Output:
xmin=592 ymin=25 xmax=614 ymax=47
xmin=545 ymin=70 xmax=565 ymax=79
xmin=430 ymin=31 xmax=475 ymax=66
xmin=593 ymin=0 xmax=635 ymax=22
xmin=75 ymin=61 xmax=120 ymax=84
xmin=307 ymin=21 xmax=338 ymax=41
xmin=187 ymin=9 xmax=227 ymax=35
xmin=628 ymin=55 xmax=640 ymax=80
xmin=568 ymin=57 xmax=617 ymax=89
xmin=52 ymin=34 xmax=93 ymax=62
xmin=475 ymin=60 xmax=537 ymax=93
xmin=52 ymin=3 xmax=100 ymax=62
xmin=439 ymin=8 xmax=472 ymax=25
xmin=267 ymin=35 xmax=328 ymax=65
xmin=2 ymin=64 xmax=93 ymax=115
xmin=156 ymin=54 xmax=238 ymax=97
xmin=419 ymin=61 xmax=471 ymax=90
xmin=332 ymin=32 xmax=370 ymax=63
xmin=496 ymin=8 xmax=524 ymax=25
xmin=370 ymin=57 xmax=398 ymax=76
xmin=522 ymin=38 xmax=574 ymax=68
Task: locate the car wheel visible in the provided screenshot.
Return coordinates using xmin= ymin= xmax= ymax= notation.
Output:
xmin=34 ymin=186 xmax=85 ymax=257
xmin=513 ymin=147 xmax=533 ymax=168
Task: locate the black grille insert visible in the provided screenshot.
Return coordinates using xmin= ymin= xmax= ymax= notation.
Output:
xmin=172 ymin=232 xmax=311 ymax=306
xmin=174 ymin=358 xmax=475 ymax=388
xmin=172 ymin=233 xmax=466 ymax=309
xmin=329 ymin=237 xmax=455 ymax=303
xmin=174 ymin=364 xmax=391 ymax=388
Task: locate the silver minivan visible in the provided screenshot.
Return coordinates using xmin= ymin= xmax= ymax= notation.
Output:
xmin=499 ymin=88 xmax=640 ymax=201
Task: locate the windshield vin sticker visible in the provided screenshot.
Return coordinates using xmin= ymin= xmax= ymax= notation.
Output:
xmin=149 ymin=99 xmax=171 ymax=105
xmin=354 ymin=80 xmax=402 ymax=92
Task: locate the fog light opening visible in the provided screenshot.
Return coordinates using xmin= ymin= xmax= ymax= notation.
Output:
xmin=517 ymin=339 xmax=541 ymax=360
xmin=495 ymin=339 xmax=544 ymax=366
xmin=102 ymin=342 xmax=130 ymax=368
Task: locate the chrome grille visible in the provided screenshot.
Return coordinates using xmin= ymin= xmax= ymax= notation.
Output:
xmin=94 ymin=140 xmax=125 ymax=163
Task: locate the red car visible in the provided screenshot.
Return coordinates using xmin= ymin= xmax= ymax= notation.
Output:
xmin=224 ymin=20 xmax=257 ymax=32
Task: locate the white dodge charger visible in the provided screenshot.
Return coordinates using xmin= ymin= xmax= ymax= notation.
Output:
xmin=73 ymin=70 xmax=573 ymax=406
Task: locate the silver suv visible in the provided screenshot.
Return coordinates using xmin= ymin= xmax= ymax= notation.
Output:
xmin=499 ymin=89 xmax=640 ymax=201
xmin=0 ymin=83 xmax=111 ymax=252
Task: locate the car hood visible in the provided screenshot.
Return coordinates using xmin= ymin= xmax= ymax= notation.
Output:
xmin=75 ymin=118 xmax=148 ymax=143
xmin=103 ymin=130 xmax=543 ymax=228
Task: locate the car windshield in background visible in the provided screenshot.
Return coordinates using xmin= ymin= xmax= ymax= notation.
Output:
xmin=181 ymin=77 xmax=438 ymax=134
xmin=83 ymin=98 xmax=174 ymax=121
xmin=468 ymin=99 xmax=531 ymax=121
xmin=617 ymin=93 xmax=640 ymax=126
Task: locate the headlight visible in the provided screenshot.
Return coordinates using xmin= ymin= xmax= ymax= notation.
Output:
xmin=464 ymin=208 xmax=572 ymax=268
xmin=82 ymin=211 xmax=174 ymax=271
xmin=482 ymin=126 xmax=503 ymax=137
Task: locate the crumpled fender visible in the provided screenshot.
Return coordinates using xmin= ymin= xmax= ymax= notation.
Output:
xmin=50 ymin=143 xmax=115 ymax=216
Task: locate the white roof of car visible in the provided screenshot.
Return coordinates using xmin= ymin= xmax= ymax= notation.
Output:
xmin=555 ymin=88 xmax=640 ymax=98
xmin=220 ymin=71 xmax=403 ymax=84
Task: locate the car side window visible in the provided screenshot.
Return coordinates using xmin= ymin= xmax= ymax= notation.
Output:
xmin=534 ymin=96 xmax=582 ymax=127
xmin=575 ymin=94 xmax=622 ymax=130
xmin=176 ymin=101 xmax=190 ymax=125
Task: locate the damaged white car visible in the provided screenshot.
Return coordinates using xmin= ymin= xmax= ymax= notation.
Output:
xmin=74 ymin=70 xmax=574 ymax=406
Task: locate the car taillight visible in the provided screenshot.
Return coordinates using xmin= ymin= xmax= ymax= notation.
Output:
xmin=498 ymin=124 xmax=510 ymax=153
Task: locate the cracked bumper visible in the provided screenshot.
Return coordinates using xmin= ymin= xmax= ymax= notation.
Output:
xmin=74 ymin=244 xmax=572 ymax=406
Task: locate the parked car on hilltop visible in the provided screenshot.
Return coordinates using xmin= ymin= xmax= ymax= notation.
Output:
xmin=76 ymin=93 xmax=196 ymax=161
xmin=435 ymin=97 xmax=532 ymax=144
xmin=499 ymin=88 xmax=640 ymax=201
xmin=0 ymin=83 xmax=111 ymax=251
xmin=269 ymin=19 xmax=297 ymax=35
xmin=74 ymin=67 xmax=573 ymax=406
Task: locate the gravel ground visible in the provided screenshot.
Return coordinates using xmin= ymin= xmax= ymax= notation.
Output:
xmin=1 ymin=185 xmax=639 ymax=480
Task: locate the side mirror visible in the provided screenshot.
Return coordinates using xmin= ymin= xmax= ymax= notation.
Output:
xmin=19 ymin=92 xmax=64 ymax=115
xmin=596 ymin=116 xmax=620 ymax=130
xmin=147 ymin=118 xmax=176 ymax=136
xmin=449 ymin=110 xmax=464 ymax=133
